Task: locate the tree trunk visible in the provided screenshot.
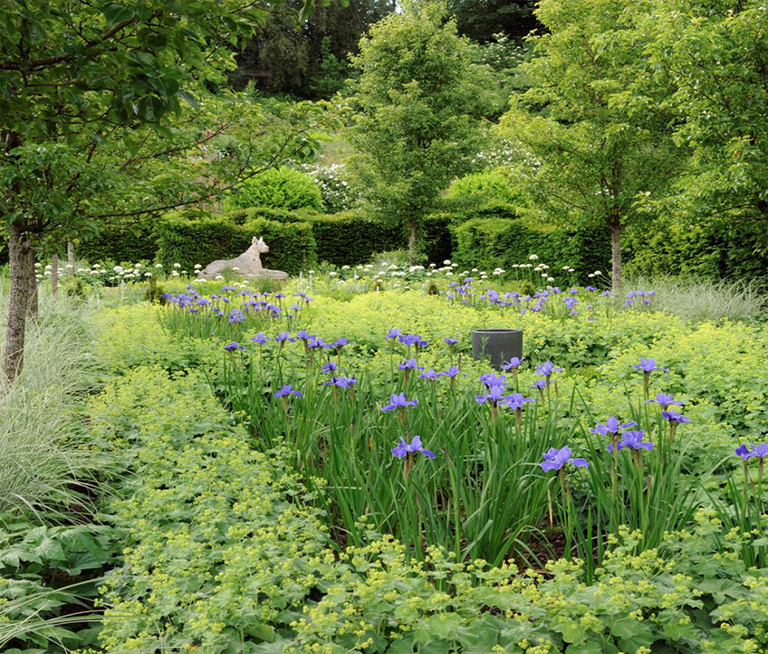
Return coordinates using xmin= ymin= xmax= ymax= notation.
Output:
xmin=51 ymin=254 xmax=59 ymax=295
xmin=3 ymin=223 xmax=32 ymax=384
xmin=26 ymin=242 xmax=38 ymax=324
xmin=67 ymin=241 xmax=75 ymax=276
xmin=407 ymin=218 xmax=417 ymax=264
xmin=610 ymin=211 xmax=621 ymax=294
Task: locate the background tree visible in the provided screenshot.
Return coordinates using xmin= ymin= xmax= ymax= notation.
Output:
xmin=497 ymin=0 xmax=683 ymax=291
xmin=350 ymin=0 xmax=493 ymax=262
xmin=447 ymin=0 xmax=538 ymax=42
xmin=231 ymin=0 xmax=394 ymax=98
xmin=0 ymin=0 xmax=325 ymax=384
xmin=642 ymin=0 xmax=768 ymax=251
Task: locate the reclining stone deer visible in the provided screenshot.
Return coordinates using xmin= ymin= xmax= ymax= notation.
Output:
xmin=201 ymin=236 xmax=287 ymax=279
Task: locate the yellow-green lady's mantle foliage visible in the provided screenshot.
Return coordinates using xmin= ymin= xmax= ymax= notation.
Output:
xmin=90 ymin=367 xmax=330 ymax=653
xmin=91 ymin=367 xmax=768 ymax=653
xmin=288 ymin=516 xmax=768 ymax=654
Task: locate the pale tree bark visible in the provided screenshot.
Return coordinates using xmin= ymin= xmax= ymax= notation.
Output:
xmin=3 ymin=223 xmax=33 ymax=384
xmin=51 ymin=254 xmax=59 ymax=295
xmin=609 ymin=209 xmax=621 ymax=294
xmin=67 ymin=241 xmax=75 ymax=276
xmin=26 ymin=242 xmax=38 ymax=324
xmin=407 ymin=218 xmax=417 ymax=265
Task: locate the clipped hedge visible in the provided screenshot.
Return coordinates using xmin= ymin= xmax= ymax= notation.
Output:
xmin=225 ymin=167 xmax=323 ymax=212
xmin=221 ymin=207 xmax=452 ymax=266
xmin=445 ymin=169 xmax=529 ymax=213
xmin=304 ymin=211 xmax=405 ymax=265
xmin=155 ymin=215 xmax=316 ymax=274
xmin=77 ymin=222 xmax=159 ymax=264
xmin=625 ymin=217 xmax=768 ymax=283
xmin=453 ymin=217 xmax=610 ymax=282
xmin=223 ymin=205 xmax=317 ymax=225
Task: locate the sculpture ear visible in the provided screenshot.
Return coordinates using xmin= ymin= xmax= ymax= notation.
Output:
xmin=252 ymin=236 xmax=258 ymax=245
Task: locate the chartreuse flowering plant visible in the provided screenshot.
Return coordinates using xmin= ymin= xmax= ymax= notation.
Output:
xmin=90 ymin=366 xmax=768 ymax=654
xmin=80 ymin=276 xmax=768 ymax=654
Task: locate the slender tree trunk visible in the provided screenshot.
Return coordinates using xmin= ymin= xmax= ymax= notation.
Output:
xmin=51 ymin=254 xmax=59 ymax=295
xmin=609 ymin=210 xmax=621 ymax=294
xmin=26 ymin=242 xmax=38 ymax=324
xmin=67 ymin=241 xmax=75 ymax=276
xmin=3 ymin=223 xmax=32 ymax=384
xmin=407 ymin=218 xmax=417 ymax=264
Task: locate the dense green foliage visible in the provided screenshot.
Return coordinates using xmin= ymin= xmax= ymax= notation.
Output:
xmin=448 ymin=0 xmax=537 ymax=41
xmin=625 ymin=216 xmax=768 ymax=283
xmin=642 ymin=0 xmax=768 ymax=236
xmin=445 ymin=169 xmax=526 ymax=208
xmin=498 ymin=0 xmax=682 ymax=291
xmin=351 ymin=1 xmax=492 ymax=259
xmin=230 ymin=1 xmax=395 ymax=98
xmin=77 ymin=223 xmax=159 ymax=266
xmin=226 ymin=167 xmax=324 ymax=212
xmin=453 ymin=218 xmax=609 ymax=282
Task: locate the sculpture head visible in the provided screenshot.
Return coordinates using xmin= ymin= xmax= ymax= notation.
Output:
xmin=251 ymin=236 xmax=269 ymax=254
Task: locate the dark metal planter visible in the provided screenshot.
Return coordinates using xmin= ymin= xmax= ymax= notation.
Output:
xmin=471 ymin=328 xmax=523 ymax=371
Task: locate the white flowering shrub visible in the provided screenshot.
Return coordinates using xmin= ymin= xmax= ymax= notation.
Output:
xmin=300 ymin=163 xmax=360 ymax=213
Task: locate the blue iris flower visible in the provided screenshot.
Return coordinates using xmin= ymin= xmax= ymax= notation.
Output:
xmin=661 ymin=410 xmax=690 ymax=424
xmin=382 ymin=392 xmax=418 ymax=412
xmin=479 ymin=373 xmax=506 ymax=388
xmin=632 ymin=358 xmax=669 ymax=374
xmin=475 ymin=385 xmax=508 ymax=406
xmin=323 ymin=376 xmax=357 ymax=389
xmin=274 ymin=384 xmax=302 ymax=398
xmin=440 ymin=366 xmax=465 ymax=379
xmin=607 ymin=430 xmax=654 ymax=452
xmin=535 ymin=361 xmax=563 ymax=377
xmin=591 ymin=417 xmax=638 ymax=436
xmin=398 ymin=358 xmax=423 ymax=371
xmin=391 ymin=435 xmax=435 ymax=459
xmin=645 ymin=393 xmax=683 ymax=410
xmin=501 ymin=357 xmax=525 ymax=371
xmin=540 ymin=446 xmax=589 ymax=472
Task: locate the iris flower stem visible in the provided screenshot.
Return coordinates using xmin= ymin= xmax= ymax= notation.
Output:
xmin=743 ymin=460 xmax=752 ymax=496
xmin=547 ymin=487 xmax=553 ymax=528
xmin=611 ymin=435 xmax=619 ymax=509
xmin=559 ymin=470 xmax=575 ymax=558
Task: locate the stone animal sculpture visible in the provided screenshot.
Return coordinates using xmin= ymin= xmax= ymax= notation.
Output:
xmin=201 ymin=236 xmax=288 ymax=279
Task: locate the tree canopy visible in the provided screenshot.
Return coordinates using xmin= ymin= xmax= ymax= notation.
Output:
xmin=497 ymin=0 xmax=684 ymax=291
xmin=350 ymin=0 xmax=493 ymax=260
